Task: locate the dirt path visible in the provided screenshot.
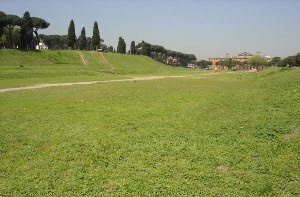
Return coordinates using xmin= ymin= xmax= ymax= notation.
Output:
xmin=0 ymin=73 xmax=221 ymax=93
xmin=77 ymin=51 xmax=87 ymax=65
xmin=100 ymin=52 xmax=109 ymax=64
xmin=91 ymin=52 xmax=115 ymax=71
xmin=100 ymin=52 xmax=116 ymax=71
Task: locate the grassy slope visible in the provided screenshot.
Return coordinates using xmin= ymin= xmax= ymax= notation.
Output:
xmin=0 ymin=50 xmax=199 ymax=88
xmin=0 ymin=67 xmax=299 ymax=196
xmin=104 ymin=52 xmax=193 ymax=75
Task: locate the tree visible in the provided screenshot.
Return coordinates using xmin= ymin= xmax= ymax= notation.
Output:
xmin=20 ymin=11 xmax=33 ymax=50
xmin=0 ymin=11 xmax=7 ymax=37
xmin=108 ymin=46 xmax=114 ymax=52
xmin=122 ymin=38 xmax=126 ymax=53
xmin=130 ymin=41 xmax=136 ymax=55
xmin=269 ymin=57 xmax=281 ymax=67
xmin=216 ymin=58 xmax=240 ymax=69
xmin=40 ymin=34 xmax=68 ymax=49
xmin=79 ymin=27 xmax=87 ymax=50
xmin=277 ymin=53 xmax=300 ymax=67
xmin=247 ymin=55 xmax=268 ymax=68
xmin=294 ymin=53 xmax=300 ymax=67
xmin=150 ymin=45 xmax=165 ymax=54
xmin=278 ymin=56 xmax=295 ymax=67
xmin=5 ymin=14 xmax=21 ymax=48
xmin=136 ymin=41 xmax=151 ymax=56
xmin=86 ymin=37 xmax=92 ymax=50
xmin=134 ymin=40 xmax=198 ymax=67
xmin=91 ymin=21 xmax=100 ymax=50
xmin=11 ymin=27 xmax=21 ymax=48
xmin=207 ymin=61 xmax=213 ymax=68
xmin=117 ymin=37 xmax=122 ymax=53
xmin=32 ymin=17 xmax=49 ymax=46
xmin=197 ymin=60 xmax=213 ymax=69
xmin=0 ymin=27 xmax=8 ymax=47
xmin=117 ymin=37 xmax=126 ymax=54
xmin=67 ymin=20 xmax=76 ymax=49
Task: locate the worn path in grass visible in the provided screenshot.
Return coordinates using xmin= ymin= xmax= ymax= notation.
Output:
xmin=77 ymin=51 xmax=87 ymax=65
xmin=0 ymin=73 xmax=225 ymax=93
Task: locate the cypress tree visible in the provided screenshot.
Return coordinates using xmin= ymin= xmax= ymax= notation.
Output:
xmin=86 ymin=37 xmax=92 ymax=50
xmin=91 ymin=21 xmax=100 ymax=50
xmin=117 ymin=37 xmax=122 ymax=53
xmin=117 ymin=37 xmax=126 ymax=54
xmin=122 ymin=38 xmax=126 ymax=54
xmin=67 ymin=20 xmax=76 ymax=49
xmin=79 ymin=27 xmax=87 ymax=50
xmin=130 ymin=41 xmax=136 ymax=55
xmin=20 ymin=11 xmax=33 ymax=50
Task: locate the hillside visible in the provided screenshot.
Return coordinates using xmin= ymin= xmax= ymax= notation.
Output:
xmin=0 ymin=50 xmax=198 ymax=88
xmin=0 ymin=49 xmax=192 ymax=73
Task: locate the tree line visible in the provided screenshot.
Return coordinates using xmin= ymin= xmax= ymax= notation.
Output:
xmin=118 ymin=40 xmax=201 ymax=67
xmin=46 ymin=19 xmax=114 ymax=51
xmin=0 ymin=11 xmax=112 ymax=51
xmin=66 ymin=20 xmax=112 ymax=51
xmin=0 ymin=11 xmax=50 ymax=49
xmin=0 ymin=11 xmax=204 ymax=67
xmin=275 ymin=53 xmax=300 ymax=67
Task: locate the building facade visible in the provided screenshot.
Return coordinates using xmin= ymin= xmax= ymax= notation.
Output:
xmin=208 ymin=52 xmax=271 ymax=70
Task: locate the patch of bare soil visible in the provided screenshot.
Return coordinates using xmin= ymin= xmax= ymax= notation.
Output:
xmin=283 ymin=126 xmax=300 ymax=140
xmin=216 ymin=165 xmax=228 ymax=173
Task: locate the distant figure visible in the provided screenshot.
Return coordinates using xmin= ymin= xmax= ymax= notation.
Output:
xmin=238 ymin=71 xmax=241 ymax=79
xmin=19 ymin=64 xmax=24 ymax=67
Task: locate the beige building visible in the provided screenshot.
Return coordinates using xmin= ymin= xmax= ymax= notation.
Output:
xmin=208 ymin=52 xmax=272 ymax=69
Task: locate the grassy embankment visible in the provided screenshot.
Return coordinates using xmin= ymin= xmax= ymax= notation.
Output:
xmin=0 ymin=50 xmax=200 ymax=88
xmin=0 ymin=50 xmax=299 ymax=195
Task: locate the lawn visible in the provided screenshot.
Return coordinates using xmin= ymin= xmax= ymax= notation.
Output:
xmin=0 ymin=50 xmax=201 ymax=88
xmin=1 ymin=66 xmax=299 ymax=196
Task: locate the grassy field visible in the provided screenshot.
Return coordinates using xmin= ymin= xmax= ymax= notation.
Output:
xmin=0 ymin=50 xmax=199 ymax=88
xmin=0 ymin=51 xmax=300 ymax=195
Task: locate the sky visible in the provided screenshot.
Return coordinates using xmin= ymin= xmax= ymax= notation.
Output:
xmin=1 ymin=0 xmax=300 ymax=59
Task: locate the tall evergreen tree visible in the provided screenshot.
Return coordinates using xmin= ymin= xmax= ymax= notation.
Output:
xmin=20 ymin=11 xmax=33 ymax=50
xmin=130 ymin=41 xmax=136 ymax=55
xmin=79 ymin=27 xmax=87 ymax=50
xmin=117 ymin=37 xmax=126 ymax=54
xmin=91 ymin=21 xmax=100 ymax=50
xmin=67 ymin=20 xmax=76 ymax=49
xmin=86 ymin=37 xmax=92 ymax=50
xmin=117 ymin=37 xmax=122 ymax=53
xmin=122 ymin=39 xmax=126 ymax=54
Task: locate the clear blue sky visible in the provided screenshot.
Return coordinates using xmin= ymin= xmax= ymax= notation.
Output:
xmin=1 ymin=0 xmax=300 ymax=59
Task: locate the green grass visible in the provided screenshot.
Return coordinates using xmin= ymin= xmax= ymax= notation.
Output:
xmin=104 ymin=52 xmax=198 ymax=75
xmin=0 ymin=65 xmax=299 ymax=195
xmin=0 ymin=50 xmax=201 ymax=88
